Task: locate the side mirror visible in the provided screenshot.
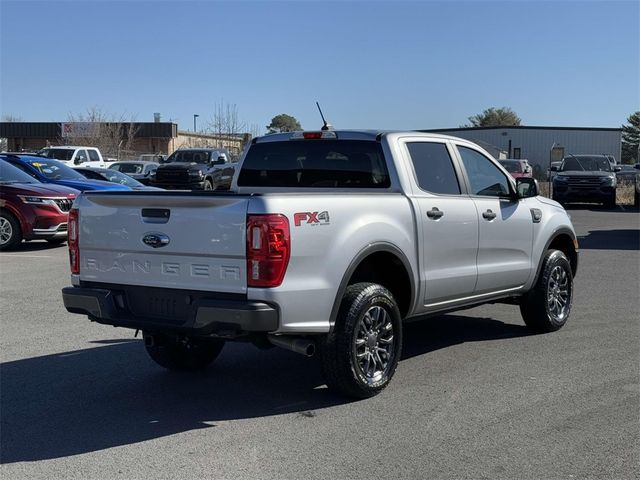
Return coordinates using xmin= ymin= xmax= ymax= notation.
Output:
xmin=74 ymin=157 xmax=82 ymax=165
xmin=516 ymin=177 xmax=538 ymax=198
xmin=614 ymin=166 xmax=622 ymax=172
xmin=550 ymin=165 xmax=559 ymax=172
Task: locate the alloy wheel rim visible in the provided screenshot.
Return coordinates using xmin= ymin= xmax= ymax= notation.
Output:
xmin=353 ymin=305 xmax=395 ymax=385
xmin=547 ymin=265 xmax=570 ymax=321
xmin=0 ymin=218 xmax=12 ymax=245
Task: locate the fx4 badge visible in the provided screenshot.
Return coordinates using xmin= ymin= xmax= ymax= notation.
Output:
xmin=294 ymin=211 xmax=330 ymax=227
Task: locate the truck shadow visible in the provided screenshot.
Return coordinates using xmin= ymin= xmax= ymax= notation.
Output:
xmin=0 ymin=315 xmax=529 ymax=463
xmin=577 ymin=229 xmax=640 ymax=251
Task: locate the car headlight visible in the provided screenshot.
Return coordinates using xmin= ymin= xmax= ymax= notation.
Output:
xmin=18 ymin=196 xmax=55 ymax=205
xmin=602 ymin=176 xmax=616 ymax=186
xmin=553 ymin=176 xmax=569 ymax=183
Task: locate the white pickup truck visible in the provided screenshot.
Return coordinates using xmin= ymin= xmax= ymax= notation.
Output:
xmin=38 ymin=146 xmax=108 ymax=168
xmin=62 ymin=130 xmax=578 ymax=398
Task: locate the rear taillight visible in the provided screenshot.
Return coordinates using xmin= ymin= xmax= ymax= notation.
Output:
xmin=68 ymin=208 xmax=79 ymax=274
xmin=246 ymin=214 xmax=290 ymax=288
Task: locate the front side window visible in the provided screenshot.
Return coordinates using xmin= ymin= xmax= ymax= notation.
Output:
xmin=406 ymin=142 xmax=460 ymax=195
xmin=458 ymin=146 xmax=510 ymax=197
xmin=75 ymin=150 xmax=88 ymax=163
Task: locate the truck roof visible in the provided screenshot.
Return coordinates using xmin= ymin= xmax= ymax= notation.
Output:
xmin=43 ymin=146 xmax=99 ymax=150
xmin=254 ymin=130 xmax=465 ymax=143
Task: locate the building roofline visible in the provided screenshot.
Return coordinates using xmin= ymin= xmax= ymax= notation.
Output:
xmin=423 ymin=125 xmax=622 ymax=133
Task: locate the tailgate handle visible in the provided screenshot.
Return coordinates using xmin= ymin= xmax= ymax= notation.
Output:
xmin=141 ymin=208 xmax=170 ymax=224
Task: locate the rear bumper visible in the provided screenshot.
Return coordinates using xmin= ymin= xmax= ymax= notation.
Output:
xmin=62 ymin=286 xmax=279 ymax=337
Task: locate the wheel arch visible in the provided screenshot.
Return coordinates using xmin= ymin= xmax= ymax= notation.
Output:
xmin=533 ymin=228 xmax=578 ymax=285
xmin=329 ymin=242 xmax=416 ymax=331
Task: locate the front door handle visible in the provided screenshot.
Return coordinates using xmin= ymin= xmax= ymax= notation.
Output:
xmin=427 ymin=207 xmax=444 ymax=219
xmin=482 ymin=209 xmax=497 ymax=220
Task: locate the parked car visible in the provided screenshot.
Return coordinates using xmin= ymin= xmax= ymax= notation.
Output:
xmin=74 ymin=167 xmax=161 ymax=191
xmin=0 ymin=154 xmax=131 ymax=192
xmin=138 ymin=154 xmax=166 ymax=163
xmin=0 ymin=159 xmax=78 ymax=250
xmin=63 ymin=129 xmax=578 ymax=399
xmin=551 ymin=154 xmax=620 ymax=207
xmin=38 ymin=146 xmax=108 ymax=168
xmin=151 ymin=148 xmax=234 ymax=190
xmin=498 ymin=159 xmax=533 ymax=179
xmin=107 ymin=161 xmax=158 ymax=185
xmin=614 ymin=164 xmax=638 ymax=182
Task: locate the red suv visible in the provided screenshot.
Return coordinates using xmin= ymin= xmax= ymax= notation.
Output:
xmin=0 ymin=159 xmax=78 ymax=250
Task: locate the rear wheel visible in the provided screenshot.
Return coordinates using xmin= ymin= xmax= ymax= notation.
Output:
xmin=520 ymin=249 xmax=573 ymax=333
xmin=144 ymin=333 xmax=225 ymax=371
xmin=321 ymin=283 xmax=402 ymax=399
xmin=0 ymin=212 xmax=22 ymax=250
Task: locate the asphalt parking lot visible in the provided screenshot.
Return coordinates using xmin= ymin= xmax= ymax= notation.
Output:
xmin=1 ymin=206 xmax=638 ymax=480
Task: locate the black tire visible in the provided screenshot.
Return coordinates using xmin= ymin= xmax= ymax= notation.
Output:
xmin=204 ymin=179 xmax=214 ymax=191
xmin=320 ymin=283 xmax=402 ymax=399
xmin=604 ymin=193 xmax=616 ymax=209
xmin=520 ymin=249 xmax=573 ymax=333
xmin=0 ymin=211 xmax=22 ymax=251
xmin=46 ymin=238 xmax=67 ymax=245
xmin=144 ymin=333 xmax=225 ymax=371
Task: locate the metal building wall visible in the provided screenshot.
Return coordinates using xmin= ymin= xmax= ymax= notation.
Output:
xmin=428 ymin=127 xmax=622 ymax=170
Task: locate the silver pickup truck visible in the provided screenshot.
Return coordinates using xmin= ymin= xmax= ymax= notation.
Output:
xmin=62 ymin=130 xmax=578 ymax=398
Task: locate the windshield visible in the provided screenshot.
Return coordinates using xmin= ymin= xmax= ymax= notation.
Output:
xmin=238 ymin=140 xmax=390 ymax=188
xmin=165 ymin=150 xmax=211 ymax=164
xmin=499 ymin=160 xmax=522 ymax=173
xmin=26 ymin=158 xmax=86 ymax=180
xmin=39 ymin=148 xmax=75 ymax=161
xmin=110 ymin=163 xmax=144 ymax=174
xmin=98 ymin=169 xmax=143 ymax=187
xmin=561 ymin=156 xmax=612 ymax=172
xmin=0 ymin=159 xmax=38 ymax=184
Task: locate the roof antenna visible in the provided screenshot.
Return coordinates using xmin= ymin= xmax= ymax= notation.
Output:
xmin=316 ymin=102 xmax=333 ymax=131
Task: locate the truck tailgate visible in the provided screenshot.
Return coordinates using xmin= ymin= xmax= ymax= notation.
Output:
xmin=76 ymin=193 xmax=248 ymax=293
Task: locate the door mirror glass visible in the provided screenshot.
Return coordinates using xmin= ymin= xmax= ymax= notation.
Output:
xmin=516 ymin=177 xmax=538 ymax=198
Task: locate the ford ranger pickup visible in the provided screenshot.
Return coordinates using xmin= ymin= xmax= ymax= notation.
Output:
xmin=62 ymin=130 xmax=578 ymax=398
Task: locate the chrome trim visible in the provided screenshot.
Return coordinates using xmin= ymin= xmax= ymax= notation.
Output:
xmin=32 ymin=223 xmax=68 ymax=237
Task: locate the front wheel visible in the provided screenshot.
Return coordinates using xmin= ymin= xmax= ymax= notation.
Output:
xmin=144 ymin=333 xmax=225 ymax=371
xmin=520 ymin=249 xmax=573 ymax=333
xmin=321 ymin=283 xmax=402 ymax=399
xmin=204 ymin=179 xmax=215 ymax=190
xmin=0 ymin=212 xmax=22 ymax=250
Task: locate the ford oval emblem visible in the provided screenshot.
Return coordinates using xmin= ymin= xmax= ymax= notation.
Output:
xmin=142 ymin=233 xmax=170 ymax=248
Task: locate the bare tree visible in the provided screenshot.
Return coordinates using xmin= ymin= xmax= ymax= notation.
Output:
xmin=206 ymin=101 xmax=248 ymax=151
xmin=62 ymin=107 xmax=140 ymax=159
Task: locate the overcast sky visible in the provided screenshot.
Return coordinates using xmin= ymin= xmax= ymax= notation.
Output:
xmin=1 ymin=0 xmax=638 ymax=133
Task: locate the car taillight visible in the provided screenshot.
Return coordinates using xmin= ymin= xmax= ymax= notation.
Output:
xmin=246 ymin=214 xmax=290 ymax=288
xmin=68 ymin=208 xmax=80 ymax=274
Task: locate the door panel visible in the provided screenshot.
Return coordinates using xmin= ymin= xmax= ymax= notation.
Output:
xmin=472 ymin=197 xmax=533 ymax=292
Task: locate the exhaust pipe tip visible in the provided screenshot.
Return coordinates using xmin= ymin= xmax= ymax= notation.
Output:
xmin=268 ymin=335 xmax=316 ymax=357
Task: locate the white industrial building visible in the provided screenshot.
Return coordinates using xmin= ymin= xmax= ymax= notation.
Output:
xmin=424 ymin=126 xmax=622 ymax=177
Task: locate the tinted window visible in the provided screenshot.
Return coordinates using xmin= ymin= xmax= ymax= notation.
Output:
xmin=42 ymin=148 xmax=75 ymax=161
xmin=166 ymin=150 xmax=211 ymax=164
xmin=406 ymin=142 xmax=460 ymax=195
xmin=458 ymin=146 xmax=510 ymax=197
xmin=560 ymin=156 xmax=611 ymax=172
xmin=99 ymin=169 xmax=142 ymax=187
xmin=0 ymin=159 xmax=38 ymax=183
xmin=76 ymin=150 xmax=88 ymax=163
xmin=238 ymin=140 xmax=390 ymax=188
xmin=88 ymin=149 xmax=100 ymax=162
xmin=110 ymin=163 xmax=144 ymax=174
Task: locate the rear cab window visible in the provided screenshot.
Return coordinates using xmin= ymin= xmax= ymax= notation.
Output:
xmin=406 ymin=142 xmax=461 ymax=195
xmin=238 ymin=140 xmax=390 ymax=188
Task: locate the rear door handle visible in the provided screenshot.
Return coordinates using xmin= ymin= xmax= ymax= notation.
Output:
xmin=482 ymin=209 xmax=497 ymax=220
xmin=427 ymin=207 xmax=444 ymax=219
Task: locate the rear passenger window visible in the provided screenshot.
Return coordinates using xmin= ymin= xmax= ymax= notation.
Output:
xmin=458 ymin=146 xmax=510 ymax=197
xmin=88 ymin=150 xmax=100 ymax=162
xmin=406 ymin=142 xmax=460 ymax=195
